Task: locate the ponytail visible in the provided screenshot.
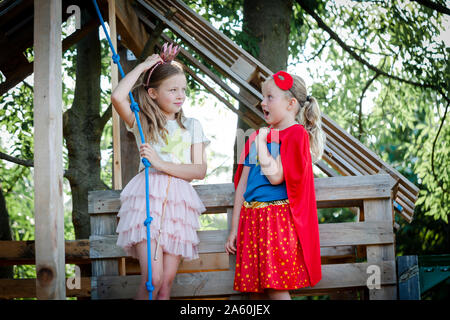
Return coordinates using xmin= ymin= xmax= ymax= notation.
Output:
xmin=297 ymin=95 xmax=325 ymax=163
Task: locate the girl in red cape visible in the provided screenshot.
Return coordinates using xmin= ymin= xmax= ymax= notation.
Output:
xmin=225 ymin=71 xmax=326 ymax=299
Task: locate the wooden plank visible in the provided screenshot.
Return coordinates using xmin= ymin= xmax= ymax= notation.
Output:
xmin=91 ymin=261 xmax=395 ymax=299
xmin=109 ymin=0 xmax=122 ymax=191
xmin=323 ymin=115 xmax=419 ymax=199
xmin=88 ymin=189 xmax=121 ymax=214
xmin=147 ymin=0 xmax=236 ymax=67
xmin=321 ymin=152 xmax=353 ymax=176
xmin=314 ymin=174 xmax=397 ymax=202
xmin=0 ymin=240 xmax=90 ymax=265
xmin=326 ymin=134 xmax=373 ymax=175
xmin=33 ymin=0 xmax=65 ymax=300
xmin=90 ymin=208 xmax=119 ymax=299
xmin=230 ymin=56 xmax=257 ymax=82
xmin=323 ymin=145 xmax=363 ymax=176
xmin=114 ymin=0 xmax=148 ymax=56
xmin=319 ymin=221 xmax=393 ymax=247
xmin=88 ymin=175 xmax=398 ymax=215
xmin=149 ymin=0 xmax=239 ymax=64
xmin=397 ymin=255 xmax=420 ymax=300
xmin=165 ymin=0 xmax=272 ymax=76
xmin=364 ymin=199 xmax=397 ymax=300
xmin=124 ymin=252 xmax=230 ymax=274
xmin=89 ymin=221 xmax=393 ymax=259
xmin=322 ymin=120 xmax=380 ymax=174
xmin=90 ymin=229 xmax=229 ymax=259
xmin=0 ymin=277 xmax=91 ymax=299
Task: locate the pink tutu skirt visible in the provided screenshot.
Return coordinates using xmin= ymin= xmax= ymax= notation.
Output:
xmin=116 ymin=170 xmax=206 ymax=260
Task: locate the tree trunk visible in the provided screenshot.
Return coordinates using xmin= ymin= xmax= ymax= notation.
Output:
xmin=0 ymin=186 xmax=13 ymax=278
xmin=233 ymin=0 xmax=293 ymax=176
xmin=63 ymin=7 xmax=109 ymax=242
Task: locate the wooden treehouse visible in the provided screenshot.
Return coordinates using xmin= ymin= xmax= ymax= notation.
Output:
xmin=0 ymin=0 xmax=419 ymax=300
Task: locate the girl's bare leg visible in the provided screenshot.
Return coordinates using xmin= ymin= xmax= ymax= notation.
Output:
xmin=266 ymin=289 xmax=291 ymax=300
xmin=250 ymin=292 xmax=268 ymax=300
xmin=134 ymin=239 xmax=163 ymax=300
xmin=156 ymin=252 xmax=182 ymax=300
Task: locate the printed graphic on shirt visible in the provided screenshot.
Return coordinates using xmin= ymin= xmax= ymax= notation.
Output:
xmin=160 ymin=127 xmax=191 ymax=163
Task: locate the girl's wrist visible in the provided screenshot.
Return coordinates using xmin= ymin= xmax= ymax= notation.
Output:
xmin=137 ymin=62 xmax=149 ymax=73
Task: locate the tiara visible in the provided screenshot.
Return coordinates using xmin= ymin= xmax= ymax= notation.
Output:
xmin=145 ymin=42 xmax=181 ymax=87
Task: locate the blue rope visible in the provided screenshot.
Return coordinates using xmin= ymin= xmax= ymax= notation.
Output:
xmin=92 ymin=0 xmax=154 ymax=300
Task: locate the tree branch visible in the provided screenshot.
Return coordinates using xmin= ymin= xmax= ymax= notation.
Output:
xmin=304 ymin=38 xmax=330 ymax=62
xmin=0 ymin=151 xmax=72 ymax=180
xmin=412 ymin=0 xmax=450 ymax=15
xmin=99 ymin=103 xmax=113 ymax=131
xmin=295 ymin=0 xmax=449 ymax=104
xmin=0 ymin=151 xmax=33 ymax=167
xmin=431 ymin=101 xmax=449 ymax=189
xmin=358 ymin=70 xmax=382 ymax=141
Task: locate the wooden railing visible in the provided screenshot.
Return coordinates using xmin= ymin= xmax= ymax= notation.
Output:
xmin=89 ymin=174 xmax=398 ymax=299
xmin=0 ymin=174 xmax=398 ymax=299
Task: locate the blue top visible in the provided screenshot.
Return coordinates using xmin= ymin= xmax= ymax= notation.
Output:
xmin=243 ymin=141 xmax=288 ymax=202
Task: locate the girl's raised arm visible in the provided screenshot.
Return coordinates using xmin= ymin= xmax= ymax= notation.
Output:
xmin=111 ymin=54 xmax=162 ymax=128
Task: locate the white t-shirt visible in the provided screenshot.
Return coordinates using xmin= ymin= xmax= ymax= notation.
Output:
xmin=126 ymin=117 xmax=210 ymax=172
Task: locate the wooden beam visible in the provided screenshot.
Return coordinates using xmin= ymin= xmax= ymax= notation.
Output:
xmin=0 ymin=240 xmax=90 ymax=266
xmin=89 ymin=220 xmax=393 ymax=259
xmin=364 ymin=199 xmax=397 ymax=299
xmin=108 ymin=0 xmax=122 ymax=191
xmin=33 ymin=0 xmax=65 ymax=300
xmin=0 ymin=18 xmax=99 ymax=97
xmin=91 ymin=261 xmax=396 ymax=299
xmin=114 ymin=0 xmax=148 ymax=56
xmin=0 ymin=277 xmax=91 ymax=299
xmin=88 ymin=175 xmax=397 ymax=215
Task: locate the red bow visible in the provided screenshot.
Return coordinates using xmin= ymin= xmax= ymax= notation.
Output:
xmin=273 ymin=71 xmax=293 ymax=90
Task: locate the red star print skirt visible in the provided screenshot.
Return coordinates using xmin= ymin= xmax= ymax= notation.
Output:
xmin=234 ymin=199 xmax=311 ymax=292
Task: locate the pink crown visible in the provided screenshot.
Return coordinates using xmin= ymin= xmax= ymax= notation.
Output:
xmin=145 ymin=42 xmax=181 ymax=87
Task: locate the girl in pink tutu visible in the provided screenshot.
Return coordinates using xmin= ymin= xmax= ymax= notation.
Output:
xmin=111 ymin=44 xmax=209 ymax=300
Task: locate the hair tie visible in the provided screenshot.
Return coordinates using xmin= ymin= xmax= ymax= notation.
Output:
xmin=306 ymin=95 xmax=311 ymax=102
xmin=145 ymin=42 xmax=181 ymax=87
xmin=272 ymin=71 xmax=293 ymax=90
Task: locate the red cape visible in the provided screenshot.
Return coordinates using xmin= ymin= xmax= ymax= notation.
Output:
xmin=234 ymin=124 xmax=322 ymax=287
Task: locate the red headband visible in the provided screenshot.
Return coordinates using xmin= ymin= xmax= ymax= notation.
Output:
xmin=145 ymin=42 xmax=181 ymax=87
xmin=272 ymin=71 xmax=293 ymax=90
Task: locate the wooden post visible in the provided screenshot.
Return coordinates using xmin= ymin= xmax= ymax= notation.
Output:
xmin=364 ymin=199 xmax=397 ymax=299
xmin=108 ymin=0 xmax=126 ymax=277
xmin=110 ymin=0 xmax=122 ymax=191
xmin=33 ymin=0 xmax=65 ymax=299
xmin=90 ymin=209 xmax=119 ymax=299
xmin=397 ymin=255 xmax=420 ymax=300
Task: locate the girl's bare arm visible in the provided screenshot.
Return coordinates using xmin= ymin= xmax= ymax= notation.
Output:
xmin=111 ymin=54 xmax=162 ymax=128
xmin=225 ymin=165 xmax=250 ymax=255
xmin=256 ymin=138 xmax=284 ymax=185
xmin=159 ymin=142 xmax=207 ymax=181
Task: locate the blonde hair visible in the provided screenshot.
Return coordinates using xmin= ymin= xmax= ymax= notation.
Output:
xmin=265 ymin=75 xmax=326 ymax=163
xmin=132 ymin=61 xmax=186 ymax=144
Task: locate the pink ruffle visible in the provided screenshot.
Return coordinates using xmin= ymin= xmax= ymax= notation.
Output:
xmin=116 ymin=170 xmax=206 ymax=260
